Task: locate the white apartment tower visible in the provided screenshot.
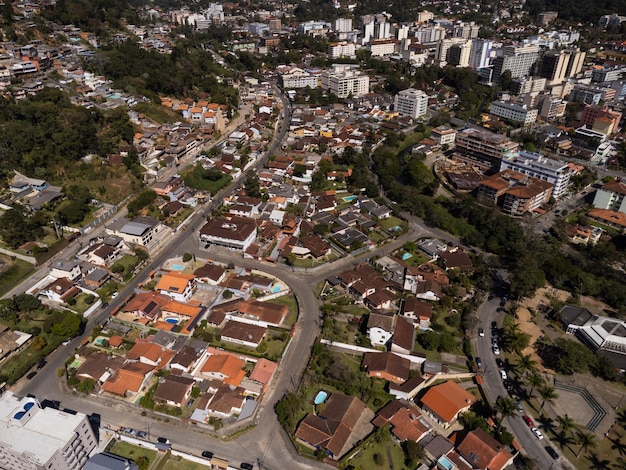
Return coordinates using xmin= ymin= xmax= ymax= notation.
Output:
xmin=394 ymin=88 xmax=429 ymax=119
xmin=334 ymin=18 xmax=353 ymax=33
xmin=469 ymin=39 xmax=493 ymax=69
xmin=449 ymin=42 xmax=473 ymax=67
xmin=0 ymin=392 xmax=97 ymax=470
xmin=321 ymin=65 xmax=369 ymax=98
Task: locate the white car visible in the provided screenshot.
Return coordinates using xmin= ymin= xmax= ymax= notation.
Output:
xmin=111 ymin=292 xmax=119 ymax=298
xmin=493 ymin=345 xmax=500 ymax=355
xmin=531 ymin=427 xmax=544 ymax=440
xmin=500 ymin=369 xmax=507 ymax=380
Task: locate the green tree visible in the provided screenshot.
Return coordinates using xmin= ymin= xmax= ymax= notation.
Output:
xmin=538 ymin=384 xmax=558 ymax=412
xmin=403 ymin=440 xmax=425 ymax=467
xmin=575 ymin=430 xmax=597 ymax=457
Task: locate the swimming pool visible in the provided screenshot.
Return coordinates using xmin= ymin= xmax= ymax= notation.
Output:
xmin=401 ymin=252 xmax=412 ymax=260
xmin=343 ymin=195 xmax=357 ymax=203
xmin=272 ymin=284 xmax=282 ymax=293
xmin=107 ymin=93 xmax=122 ymax=99
xmin=170 ymin=264 xmax=185 ymax=271
xmin=314 ymin=390 xmax=328 ymax=405
xmin=93 ymin=336 xmax=106 ymax=346
xmin=164 ymin=317 xmax=179 ymax=324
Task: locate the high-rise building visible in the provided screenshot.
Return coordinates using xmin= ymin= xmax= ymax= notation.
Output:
xmin=417 ymin=10 xmax=434 ymax=23
xmin=469 ymin=39 xmax=493 ymax=69
xmin=334 ymin=18 xmax=353 ymax=33
xmin=510 ymin=77 xmax=546 ymax=95
xmin=448 ymin=41 xmax=473 ymax=67
xmin=268 ymin=17 xmax=281 ymax=32
xmin=500 ymin=150 xmax=572 ymax=199
xmin=413 ymin=25 xmax=446 ymax=44
xmin=453 ymin=21 xmax=480 ymax=39
xmin=321 ymin=65 xmax=369 ymax=98
xmin=538 ymin=49 xmax=585 ymax=84
xmin=394 ymin=88 xmax=429 ymax=119
xmin=0 ymin=392 xmax=97 ymax=470
xmin=455 ymin=128 xmax=520 ymax=172
xmin=538 ymin=94 xmax=567 ymax=120
xmin=435 ymin=38 xmax=468 ymax=64
xmin=489 ymin=101 xmax=539 ymax=126
xmin=492 ymin=44 xmax=541 ymax=81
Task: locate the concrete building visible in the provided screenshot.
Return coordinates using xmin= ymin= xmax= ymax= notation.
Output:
xmin=477 ymin=170 xmax=553 ymax=216
xmin=435 ymin=38 xmax=468 ymax=65
xmin=0 ymin=392 xmax=97 ymax=470
xmin=469 ymin=39 xmax=493 ymax=69
xmin=570 ymin=84 xmax=616 ymax=105
xmin=329 ymin=42 xmax=356 ymax=59
xmin=455 ymin=128 xmax=520 ymax=171
xmin=369 ymin=39 xmax=398 ymax=57
xmin=539 ymin=94 xmax=567 ymax=120
xmin=510 ymin=77 xmax=546 ymax=95
xmin=500 ymin=150 xmax=572 ymax=199
xmin=537 ymin=11 xmax=558 ymax=25
xmin=321 ymin=65 xmax=369 ymax=98
xmin=538 ymin=49 xmax=585 ymax=84
xmin=430 ymin=126 xmax=457 ymax=146
xmin=593 ymin=179 xmax=626 ymax=214
xmin=394 ymin=88 xmax=428 ymax=119
xmin=580 ymin=106 xmax=622 ymax=135
xmin=492 ymin=44 xmax=541 ymax=81
xmin=591 ymin=65 xmax=626 ymax=83
xmin=277 ymin=66 xmax=319 ymax=89
xmin=413 ymin=25 xmax=446 ymax=44
xmin=334 ymin=18 xmax=353 ymax=33
xmin=489 ymin=100 xmax=538 ymax=125
xmin=453 ymin=21 xmax=480 ymax=39
xmin=448 ymin=41 xmax=472 ymax=67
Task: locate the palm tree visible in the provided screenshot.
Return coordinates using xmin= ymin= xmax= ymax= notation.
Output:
xmin=587 ymin=452 xmax=611 ymax=470
xmin=557 ymin=414 xmax=575 ymax=436
xmin=538 ymin=384 xmax=558 ymax=412
xmin=503 ymin=322 xmax=530 ymax=354
xmin=612 ymin=437 xmax=626 ymax=457
xmin=526 ymin=371 xmax=544 ymax=400
xmin=575 ymin=430 xmax=598 ymax=457
xmin=495 ymin=396 xmax=516 ymax=427
xmin=615 ymin=456 xmax=626 ymax=469
xmin=517 ymin=354 xmax=537 ymax=377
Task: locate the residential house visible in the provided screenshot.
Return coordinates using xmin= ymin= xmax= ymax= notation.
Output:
xmin=105 ymin=216 xmax=170 ymax=252
xmin=367 ymin=313 xmax=396 ymax=347
xmin=401 ymin=297 xmax=433 ymax=329
xmin=199 ymin=217 xmax=257 ymax=251
xmin=122 ymin=292 xmax=171 ymax=321
xmin=200 ymin=382 xmax=247 ymax=418
xmin=170 ymin=345 xmax=205 ymax=374
xmin=154 ymin=374 xmax=195 ymax=407
xmin=389 ymin=375 xmax=427 ymax=401
xmin=200 ymin=353 xmax=246 ymax=386
xmin=391 ymin=316 xmax=416 ymax=355
xmin=453 ymin=428 xmax=515 ymax=470
xmin=155 ymin=271 xmax=197 ymax=302
xmin=49 ymin=259 xmax=82 ymax=281
xmin=589 ymin=208 xmax=626 ymax=232
xmin=102 ymin=362 xmax=154 ymax=397
xmin=40 ymin=277 xmax=80 ymax=303
xmin=418 ymin=238 xmax=448 ymax=259
xmin=297 ymin=235 xmax=332 ymax=260
xmin=295 ymin=393 xmax=375 ymax=460
xmin=403 ymin=264 xmax=449 ymax=301
xmin=372 ymin=400 xmax=431 ymax=443
xmin=193 ymin=263 xmax=226 ymax=285
xmin=126 ymin=342 xmax=174 ymax=368
xmin=75 ymin=352 xmax=125 ymax=384
xmin=420 ymin=380 xmax=477 ymax=428
xmin=439 ymin=249 xmax=473 ymax=271
xmin=362 ymin=351 xmax=410 ymax=384
xmin=248 ymin=358 xmax=278 ymax=391
xmin=220 ymin=321 xmax=267 ymax=348
xmin=83 ymin=268 xmax=110 ymax=290
xmin=593 ymin=179 xmax=626 ymax=214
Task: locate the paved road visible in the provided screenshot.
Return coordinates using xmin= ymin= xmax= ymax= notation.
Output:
xmin=474 ymin=295 xmax=568 ymax=470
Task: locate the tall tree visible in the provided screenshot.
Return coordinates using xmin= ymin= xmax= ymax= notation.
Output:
xmin=538 ymin=384 xmax=558 ymax=412
xmin=575 ymin=430 xmax=597 ymax=457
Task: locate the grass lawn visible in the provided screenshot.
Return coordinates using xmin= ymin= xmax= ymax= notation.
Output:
xmin=133 ymin=102 xmax=185 ymax=124
xmin=71 ymin=292 xmax=97 ymax=314
xmin=182 ymin=165 xmax=232 ymax=194
xmin=0 ymin=258 xmax=34 ymax=297
xmin=379 ymin=216 xmax=407 ymax=232
xmin=270 ymin=295 xmax=299 ymax=327
xmin=114 ymin=254 xmax=139 ymax=273
xmin=109 ymin=441 xmax=157 ymax=466
xmin=346 ymin=431 xmax=409 ymax=470
xmin=162 ymin=456 xmax=210 ymax=469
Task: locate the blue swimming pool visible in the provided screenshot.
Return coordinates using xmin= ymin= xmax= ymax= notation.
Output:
xmin=170 ymin=264 xmax=185 ymax=271
xmin=314 ymin=390 xmax=328 ymax=405
xmin=272 ymin=284 xmax=282 ymax=293
xmin=165 ymin=317 xmax=179 ymax=324
xmin=343 ymin=195 xmax=357 ymax=203
xmin=107 ymin=93 xmax=122 ymax=99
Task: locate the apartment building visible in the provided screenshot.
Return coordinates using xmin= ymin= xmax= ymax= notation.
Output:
xmin=430 ymin=126 xmax=457 ymax=146
xmin=500 ymin=150 xmax=572 ymax=199
xmin=469 ymin=39 xmax=493 ymax=69
xmin=394 ymin=88 xmax=428 ymax=119
xmin=537 ymin=48 xmax=585 ymax=84
xmin=539 ymin=94 xmax=567 ymax=120
xmin=369 ymin=39 xmax=398 ymax=57
xmin=0 ymin=392 xmax=97 ymax=470
xmin=593 ymin=179 xmax=626 ymax=214
xmin=277 ymin=66 xmax=319 ymax=89
xmin=570 ymin=84 xmax=616 ymax=105
xmin=329 ymin=42 xmax=356 ymax=59
xmin=489 ymin=100 xmax=538 ymax=125
xmin=321 ymin=65 xmax=369 ymax=98
xmin=455 ymin=128 xmax=520 ymax=172
xmin=448 ymin=41 xmax=473 ymax=67
xmin=492 ymin=44 xmax=541 ymax=80
xmin=510 ymin=77 xmax=546 ymax=95
xmin=580 ymin=106 xmax=622 ymax=135
xmin=477 ymin=170 xmax=553 ymax=216
xmin=591 ymin=65 xmax=626 ymax=84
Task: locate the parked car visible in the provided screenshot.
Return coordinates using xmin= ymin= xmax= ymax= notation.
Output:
xmin=123 ymin=428 xmax=135 ymax=435
xmin=545 ymin=446 xmax=559 ymax=460
xmin=101 ymin=302 xmax=108 ymax=309
xmin=137 ymin=431 xmax=147 ymax=439
xmin=157 ymin=437 xmax=170 ymax=444
xmin=493 ymin=345 xmax=500 ymax=355
xmin=241 ymin=463 xmax=254 ymax=470
xmin=111 ymin=292 xmax=119 ymax=298
xmin=515 ymin=401 xmax=524 ymax=412
xmin=476 ymin=357 xmax=482 ymax=368
xmin=495 ymin=358 xmax=504 ymax=368
xmin=491 ymin=321 xmax=497 ymax=330
xmin=522 ymin=416 xmax=534 ymax=427
xmin=531 ymin=427 xmax=544 ymax=440
xmin=478 ymin=328 xmax=484 ymax=337
xmin=500 ymin=369 xmax=508 ymax=380
xmin=26 ymin=371 xmax=37 ymax=380
xmin=201 ymin=451 xmax=214 ymax=459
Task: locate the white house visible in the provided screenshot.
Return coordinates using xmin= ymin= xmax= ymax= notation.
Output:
xmin=367 ymin=313 xmax=396 ymax=346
